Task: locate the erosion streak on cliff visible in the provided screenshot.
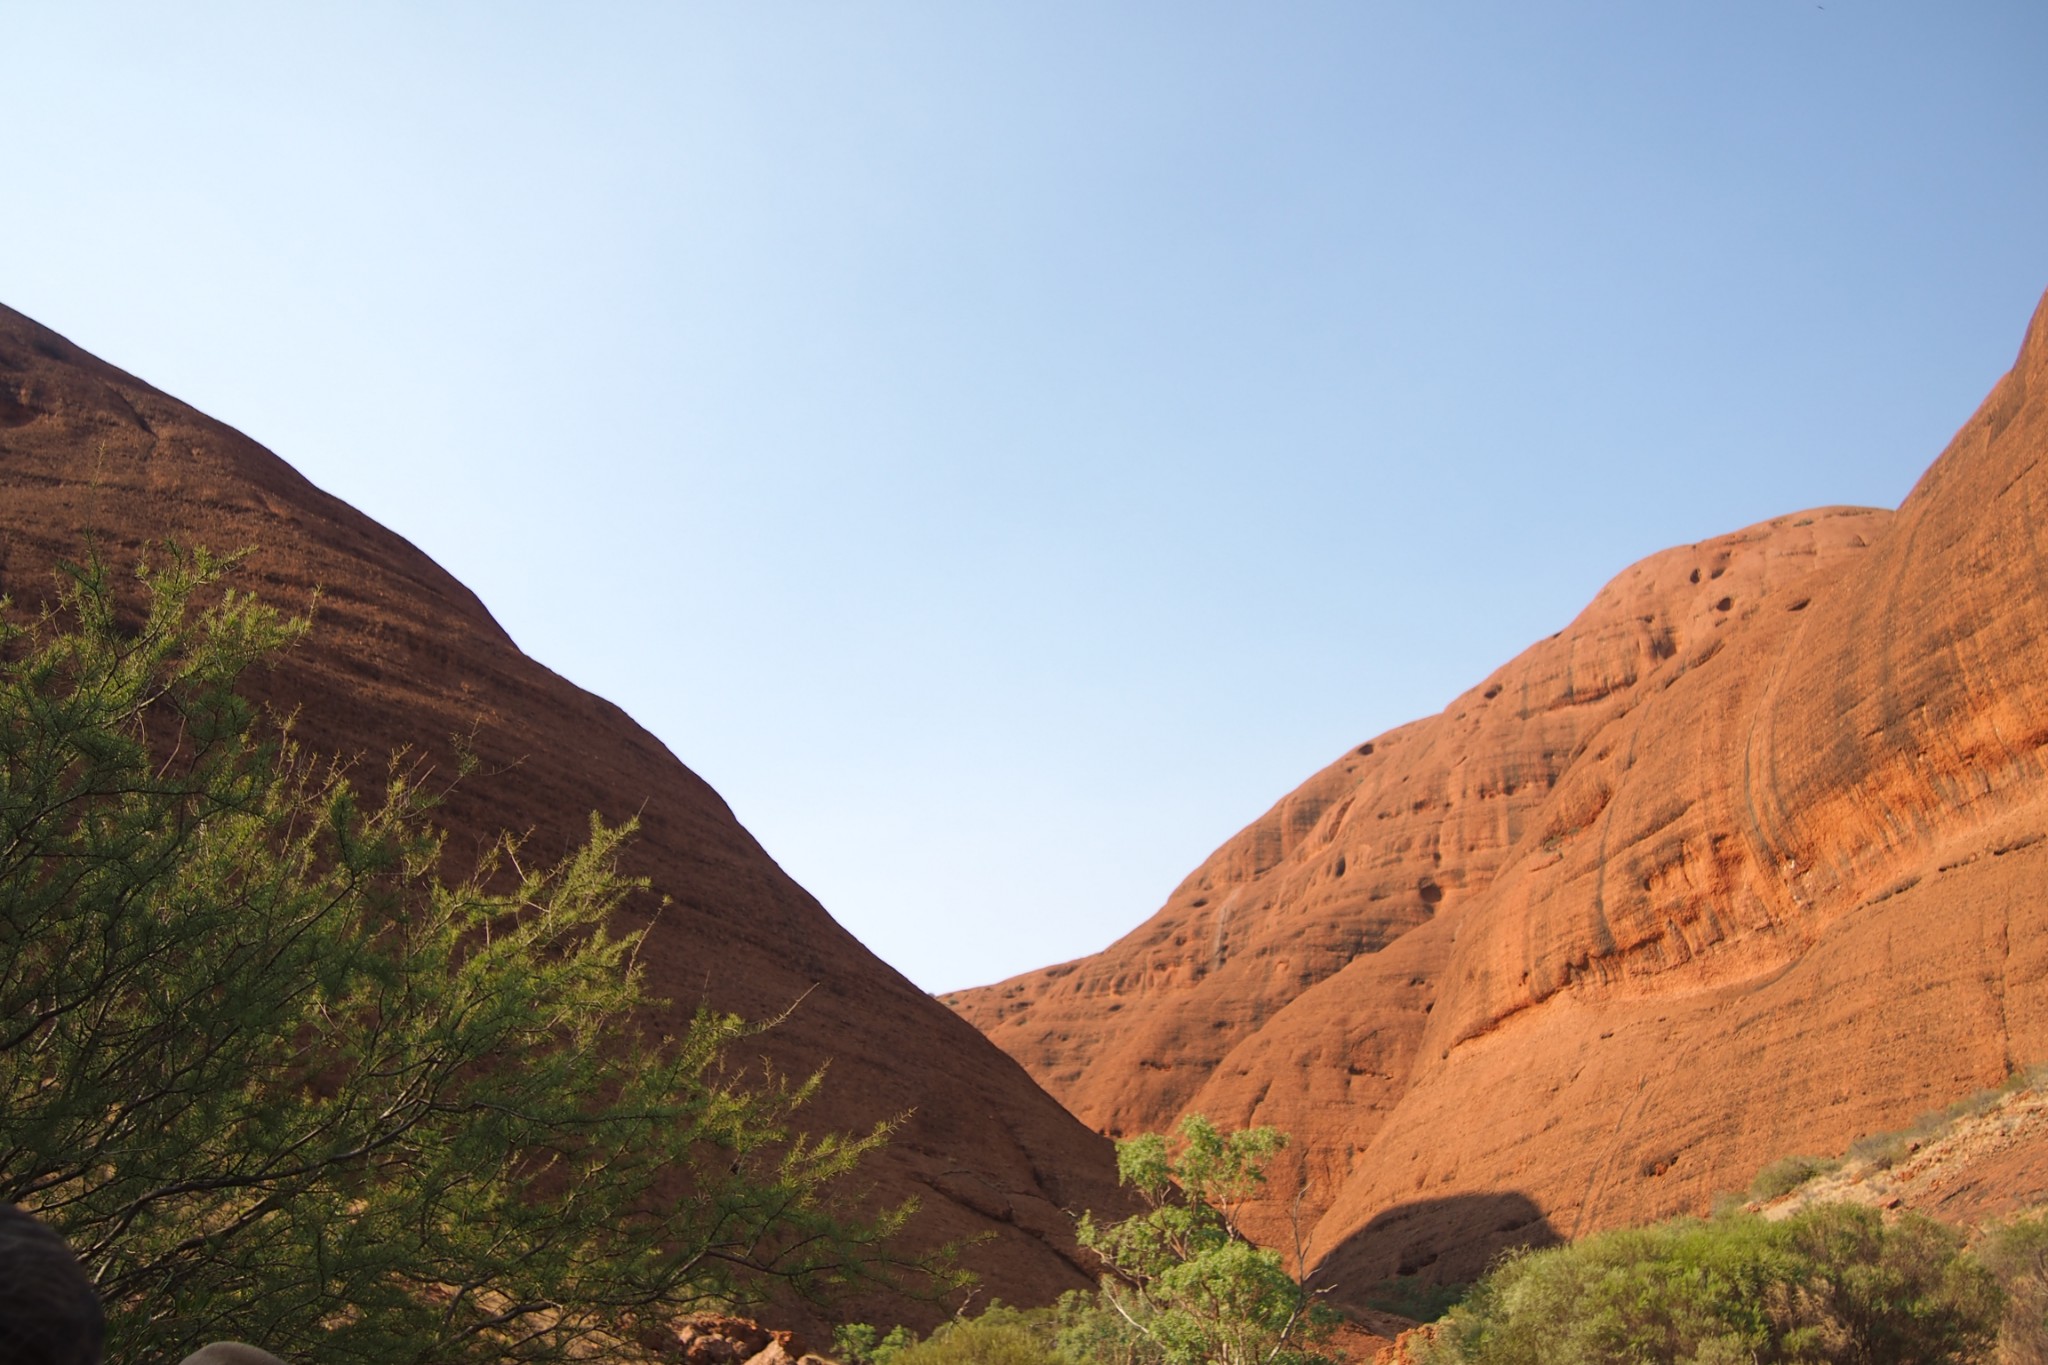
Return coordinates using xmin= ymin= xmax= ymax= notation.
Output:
xmin=950 ymin=287 xmax=2048 ymax=1311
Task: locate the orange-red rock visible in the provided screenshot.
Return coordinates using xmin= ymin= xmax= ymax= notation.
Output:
xmin=0 ymin=303 xmax=1125 ymax=1327
xmin=950 ymin=286 xmax=2048 ymax=1311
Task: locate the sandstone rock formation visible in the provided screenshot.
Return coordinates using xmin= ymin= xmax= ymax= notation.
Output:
xmin=949 ymin=285 xmax=2048 ymax=1312
xmin=666 ymin=1314 xmax=830 ymax=1365
xmin=0 ymin=302 xmax=1125 ymax=1326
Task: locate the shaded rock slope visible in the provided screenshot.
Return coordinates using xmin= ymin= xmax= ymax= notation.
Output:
xmin=0 ymin=303 xmax=1125 ymax=1324
xmin=948 ymin=285 xmax=2048 ymax=1312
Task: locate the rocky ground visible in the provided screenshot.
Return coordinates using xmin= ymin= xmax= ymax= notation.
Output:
xmin=1759 ymin=1078 xmax=2048 ymax=1232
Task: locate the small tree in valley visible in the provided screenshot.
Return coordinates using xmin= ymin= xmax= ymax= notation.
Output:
xmin=1068 ymin=1115 xmax=1334 ymax=1365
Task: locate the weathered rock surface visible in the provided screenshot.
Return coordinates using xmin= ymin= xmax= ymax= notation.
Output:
xmin=949 ymin=286 xmax=2048 ymax=1312
xmin=667 ymin=1314 xmax=831 ymax=1365
xmin=0 ymin=303 xmax=1125 ymax=1327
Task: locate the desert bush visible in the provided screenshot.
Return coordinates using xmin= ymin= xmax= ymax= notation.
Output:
xmin=1843 ymin=1072 xmax=2040 ymax=1172
xmin=0 ymin=551 xmax=925 ymax=1363
xmin=833 ymin=1321 xmax=917 ymax=1363
xmin=1750 ymin=1155 xmax=1841 ymax=1203
xmin=1975 ymin=1211 xmax=2048 ymax=1363
xmin=1848 ymin=1123 xmax=1943 ymax=1171
xmin=1360 ymin=1276 xmax=1470 ymax=1324
xmin=1780 ymin=1202 xmax=2001 ymax=1361
xmin=837 ymin=1303 xmax=1071 ymax=1365
xmin=1416 ymin=1204 xmax=2000 ymax=1365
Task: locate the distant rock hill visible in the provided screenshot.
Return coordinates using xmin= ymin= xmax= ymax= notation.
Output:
xmin=0 ymin=302 xmax=1126 ymax=1327
xmin=948 ymin=286 xmax=2048 ymax=1313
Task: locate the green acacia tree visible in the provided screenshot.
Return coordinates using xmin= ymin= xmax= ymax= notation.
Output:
xmin=0 ymin=550 xmax=929 ymax=1364
xmin=1068 ymin=1115 xmax=1334 ymax=1365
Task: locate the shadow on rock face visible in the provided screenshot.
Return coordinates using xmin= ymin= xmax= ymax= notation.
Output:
xmin=1310 ymin=1191 xmax=1558 ymax=1316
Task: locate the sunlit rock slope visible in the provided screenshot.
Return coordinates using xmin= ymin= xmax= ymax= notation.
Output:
xmin=949 ymin=286 xmax=2048 ymax=1311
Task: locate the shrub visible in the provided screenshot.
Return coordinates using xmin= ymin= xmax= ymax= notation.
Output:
xmin=1359 ymin=1277 xmax=1470 ymax=1324
xmin=1843 ymin=1073 xmax=2038 ymax=1173
xmin=838 ymin=1303 xmax=1071 ymax=1365
xmin=834 ymin=1322 xmax=918 ymax=1363
xmin=1781 ymin=1203 xmax=2002 ymax=1362
xmin=1749 ymin=1155 xmax=1840 ymax=1203
xmin=1417 ymin=1204 xmax=2000 ymax=1365
xmin=1966 ymin=1210 xmax=2048 ymax=1362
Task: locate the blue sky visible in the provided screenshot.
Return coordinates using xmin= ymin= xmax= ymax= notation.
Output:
xmin=5 ymin=2 xmax=2044 ymax=991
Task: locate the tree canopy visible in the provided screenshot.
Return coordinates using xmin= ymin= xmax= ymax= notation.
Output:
xmin=1069 ymin=1115 xmax=1333 ymax=1365
xmin=0 ymin=550 xmax=921 ymax=1363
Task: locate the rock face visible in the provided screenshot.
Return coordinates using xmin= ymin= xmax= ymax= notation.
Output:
xmin=949 ymin=286 xmax=2048 ymax=1310
xmin=666 ymin=1315 xmax=830 ymax=1365
xmin=0 ymin=303 xmax=1126 ymax=1326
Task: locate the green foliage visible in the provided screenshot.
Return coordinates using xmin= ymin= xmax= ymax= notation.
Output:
xmin=848 ymin=1118 xmax=1332 ymax=1365
xmin=1069 ymin=1115 xmax=1334 ymax=1365
xmin=1416 ymin=1204 xmax=2001 ymax=1365
xmin=1749 ymin=1155 xmax=1841 ymax=1203
xmin=1968 ymin=1210 xmax=2048 ymax=1362
xmin=834 ymin=1321 xmax=919 ymax=1363
xmin=1358 ymin=1276 xmax=1470 ymax=1324
xmin=0 ymin=551 xmax=926 ymax=1363
xmin=838 ymin=1303 xmax=1071 ymax=1365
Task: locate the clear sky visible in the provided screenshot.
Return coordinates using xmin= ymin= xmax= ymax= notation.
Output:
xmin=4 ymin=3 xmax=2044 ymax=992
